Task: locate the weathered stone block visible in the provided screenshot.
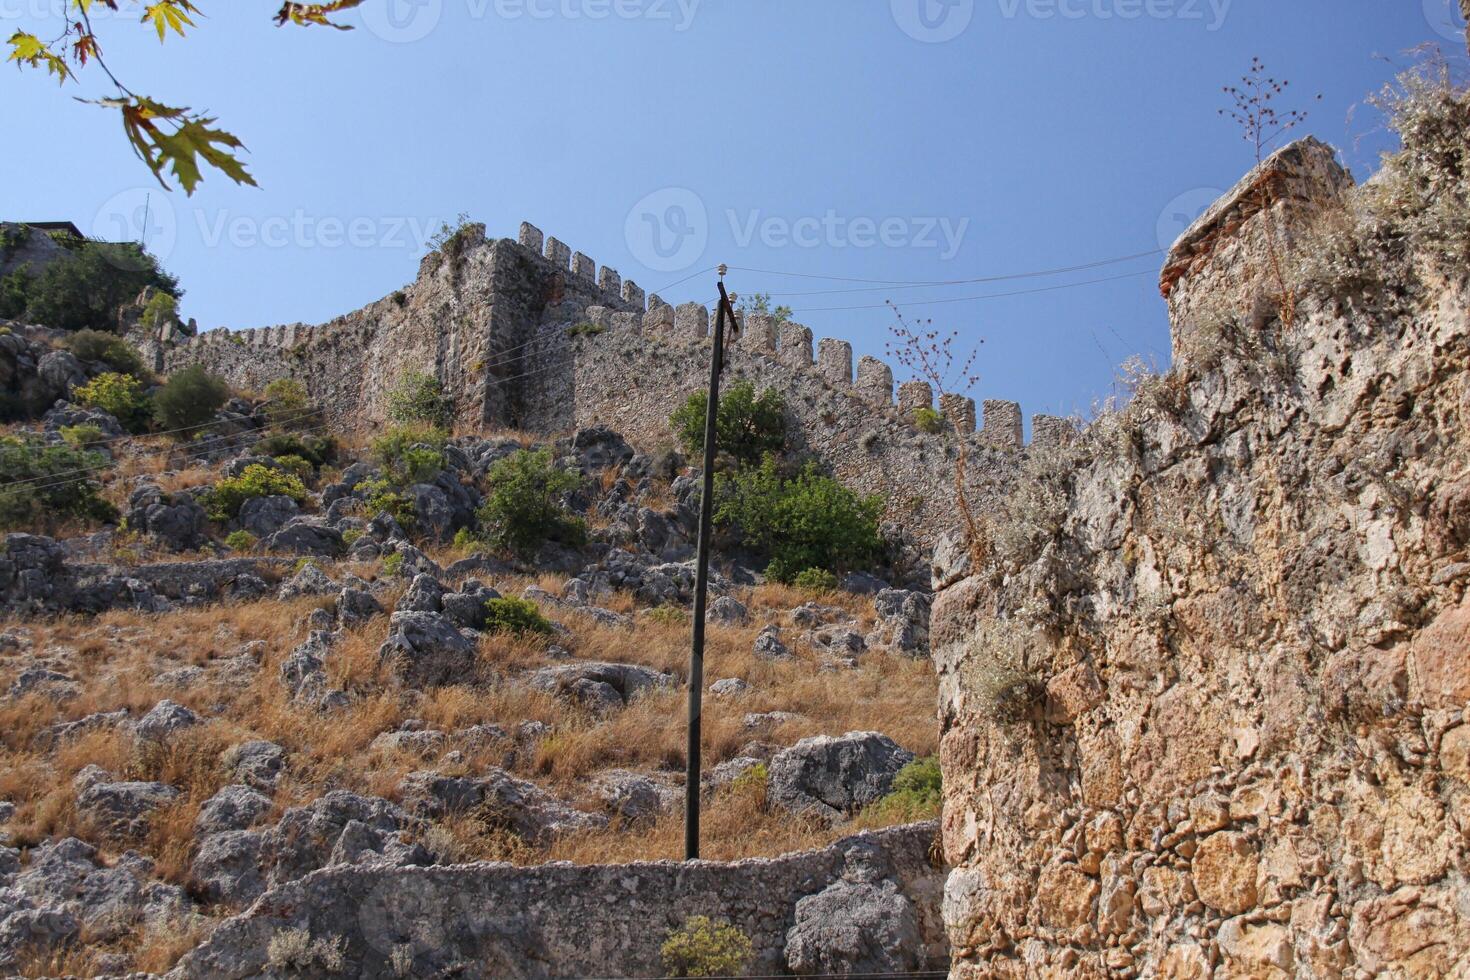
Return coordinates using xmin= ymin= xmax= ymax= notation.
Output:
xmin=598 ymin=266 xmax=621 ymax=297
xmin=1031 ymin=414 xmax=1074 ymax=448
xmin=778 ymin=322 xmax=814 ymax=369
xmin=818 ymin=339 xmax=852 ymax=383
xmin=940 ymin=394 xmax=976 ymax=434
xmin=856 ymin=357 xmax=892 ymax=405
xmin=742 ymin=314 xmax=777 ymax=353
xmin=674 ymin=302 xmax=708 ymax=340
xmin=622 ymin=281 xmax=645 ymax=310
xmin=898 ymin=381 xmax=933 ymax=414
xmin=544 ymin=237 xmax=571 ymax=271
xmin=518 ymin=222 xmax=543 ymax=253
xmin=642 ymin=304 xmax=675 ymax=338
xmin=981 ymin=399 xmax=1022 ymax=449
xmin=572 ymin=252 xmax=595 ymax=282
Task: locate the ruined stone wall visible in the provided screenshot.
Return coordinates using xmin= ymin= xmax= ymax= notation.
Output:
xmin=933 ymin=139 xmax=1470 ymax=976
xmin=171 ymin=822 xmax=946 ymax=979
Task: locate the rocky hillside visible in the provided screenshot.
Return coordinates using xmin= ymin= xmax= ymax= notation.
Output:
xmin=935 ymin=69 xmax=1470 ymax=976
xmin=0 ymin=359 xmax=945 ymax=975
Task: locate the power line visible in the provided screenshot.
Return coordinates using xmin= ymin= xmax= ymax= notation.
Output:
xmin=727 ymin=246 xmax=1162 ymax=288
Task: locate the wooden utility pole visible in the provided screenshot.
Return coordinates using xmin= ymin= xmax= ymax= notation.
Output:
xmin=685 ymin=266 xmax=737 ymax=861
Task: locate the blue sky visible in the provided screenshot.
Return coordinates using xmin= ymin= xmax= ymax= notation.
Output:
xmin=4 ymin=1 xmax=1464 ymax=423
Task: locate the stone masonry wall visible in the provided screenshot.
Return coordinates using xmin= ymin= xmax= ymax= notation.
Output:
xmin=932 ymin=139 xmax=1470 ymax=976
xmin=146 ymin=221 xmax=1076 ymax=552
xmin=170 ymin=822 xmax=946 ymax=979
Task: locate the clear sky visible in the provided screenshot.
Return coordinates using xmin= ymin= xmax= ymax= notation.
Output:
xmin=5 ymin=1 xmax=1464 ymax=423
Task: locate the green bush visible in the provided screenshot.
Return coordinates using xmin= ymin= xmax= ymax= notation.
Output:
xmin=152 ymin=365 xmax=229 ymax=434
xmin=74 ymin=372 xmax=150 ymax=433
xmin=912 ymin=406 xmax=944 ymax=434
xmin=660 ymin=916 xmax=753 ymax=978
xmin=224 ymin=529 xmax=257 ymax=552
xmin=62 ymin=329 xmax=148 ymax=378
xmin=358 ymin=476 xmax=418 ymax=527
xmin=386 ymin=371 xmax=452 ymax=427
xmin=865 ymin=756 xmax=942 ymax=821
xmin=3 ymin=238 xmax=179 ymax=332
xmin=255 ymin=432 xmax=336 ymax=469
xmin=273 ymin=454 xmax=316 ymax=482
xmin=646 ymin=604 xmax=689 ymax=627
xmin=484 ymin=596 xmax=556 ymax=636
xmin=206 ymin=463 xmax=309 ymax=522
xmin=262 ymin=378 xmax=314 ymax=429
xmin=370 ymin=426 xmax=447 ymax=485
xmin=566 ymin=321 xmax=605 ymax=338
xmin=476 ymin=448 xmax=584 ymax=555
xmin=790 ymin=567 xmax=839 ymax=593
xmin=670 ymin=380 xmax=787 ymax=466
xmin=382 ymin=551 xmax=405 ymax=577
xmin=715 ymin=457 xmax=883 ymax=581
xmin=0 ymin=436 xmax=117 ymax=529
xmin=58 ymin=424 xmax=105 ymax=449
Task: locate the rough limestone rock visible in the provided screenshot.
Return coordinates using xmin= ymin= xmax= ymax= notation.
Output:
xmin=76 ymin=781 xmax=179 ymax=839
xmin=221 ymin=740 xmax=286 ymax=792
xmin=132 ymin=698 xmax=200 ymax=741
xmin=123 ymin=485 xmax=208 ymax=551
xmin=238 ymin=494 xmax=299 ymax=538
xmin=398 ymin=769 xmax=606 ymax=843
xmin=768 ymin=732 xmax=915 ymax=822
xmin=707 ymin=595 xmax=749 ymax=626
xmin=526 ymin=661 xmax=673 ymax=710
xmin=194 ymin=785 xmax=273 ymax=836
xmin=935 ymin=137 xmax=1470 ymax=976
xmin=784 ymin=877 xmax=922 ymax=975
xmin=377 ymin=611 xmax=478 ymax=688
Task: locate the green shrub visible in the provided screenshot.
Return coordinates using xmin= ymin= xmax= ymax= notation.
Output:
xmin=382 ymin=552 xmax=405 ymax=577
xmin=484 ymin=596 xmax=555 ymax=637
xmin=0 ymin=436 xmax=117 ymax=529
xmin=715 ymin=457 xmax=884 ymax=580
xmin=224 ymin=529 xmax=257 ymax=551
xmin=62 ymin=329 xmax=148 ymax=378
xmin=476 ymin=448 xmax=584 ymax=554
xmin=670 ymin=380 xmax=787 ymax=466
xmin=789 ymin=567 xmax=839 ymax=593
xmin=74 ymin=372 xmax=150 ymax=433
xmin=273 ymin=454 xmax=315 ymax=482
xmin=262 ymin=378 xmax=314 ymax=429
xmin=5 ymin=238 xmax=179 ymax=332
xmin=370 ymin=426 xmax=447 ymax=485
xmin=341 ymin=528 xmax=363 ymax=547
xmin=206 ymin=463 xmax=309 ymax=522
xmin=386 ymin=371 xmax=452 ymax=428
xmin=58 ymin=424 xmax=105 ymax=449
xmin=255 ymin=432 xmax=336 ymax=469
xmin=566 ymin=321 xmax=605 ymax=338
xmin=728 ymin=762 xmax=768 ymax=797
xmin=660 ymin=916 xmax=753 ymax=978
xmin=865 ymin=756 xmax=942 ymax=821
xmin=153 ymin=365 xmax=229 ymax=434
xmin=912 ymin=406 xmax=944 ymax=434
xmin=359 ymin=476 xmax=418 ymax=527
xmin=646 ymin=604 xmax=689 ymax=627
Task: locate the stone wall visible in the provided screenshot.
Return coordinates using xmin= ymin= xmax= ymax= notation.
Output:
xmin=933 ymin=139 xmax=1470 ymax=976
xmin=170 ymin=822 xmax=946 ymax=979
xmin=144 ymin=221 xmax=1074 ymax=551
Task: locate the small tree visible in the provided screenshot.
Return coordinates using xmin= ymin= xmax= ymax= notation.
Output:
xmin=262 ymin=378 xmax=314 ymax=430
xmin=0 ymin=436 xmax=117 ymax=529
xmin=206 ymin=463 xmax=309 ymax=522
xmin=670 ymin=380 xmax=787 ymax=467
xmin=62 ymin=329 xmax=148 ymax=378
xmin=660 ymin=916 xmax=753 ymax=978
xmin=387 ymin=371 xmax=452 ymax=428
xmin=476 ymin=448 xmax=584 ymax=554
xmin=153 ymin=364 xmax=229 ymax=433
xmin=734 ymin=291 xmax=792 ymax=325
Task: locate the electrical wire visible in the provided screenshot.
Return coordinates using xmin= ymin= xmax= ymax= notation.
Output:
xmin=785 ymin=269 xmax=1154 ymax=313
xmin=726 ymin=246 xmax=1163 ymax=288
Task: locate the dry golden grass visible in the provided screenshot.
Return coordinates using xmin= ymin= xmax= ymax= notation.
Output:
xmin=0 ymin=554 xmax=938 ymax=952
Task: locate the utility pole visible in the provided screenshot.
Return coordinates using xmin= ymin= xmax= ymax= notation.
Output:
xmin=686 ymin=266 xmax=737 ymax=861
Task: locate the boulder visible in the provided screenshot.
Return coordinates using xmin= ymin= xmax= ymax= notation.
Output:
xmin=398 ymin=769 xmax=606 ymax=843
xmin=280 ymin=630 xmax=336 ymax=699
xmin=123 ymin=486 xmax=207 ymax=551
xmin=710 ymin=677 xmax=749 ymax=697
xmin=753 ymin=625 xmax=792 ymax=660
xmin=397 ymin=573 xmax=446 ymax=613
xmin=589 ymin=770 xmax=666 ymax=825
xmin=768 ymin=732 xmax=914 ymax=822
xmin=707 ymin=595 xmax=749 ymax=626
xmin=76 ymin=781 xmax=180 ymax=839
xmin=868 ymin=588 xmax=932 ymax=657
xmin=195 ymin=785 xmax=273 ymax=835
xmin=526 ymin=661 xmax=674 ymax=710
xmin=222 ymin=740 xmax=286 ymax=792
xmin=276 ymin=562 xmax=339 ymax=600
xmin=336 ymin=587 xmax=384 ymax=626
xmin=785 ymin=877 xmax=922 ymax=975
xmin=239 ymin=495 xmax=300 ymax=538
xmin=264 ymin=519 xmax=344 ymax=557
xmin=133 ymin=698 xmax=200 ymax=741
xmin=377 ymin=611 xmax=479 ymax=688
